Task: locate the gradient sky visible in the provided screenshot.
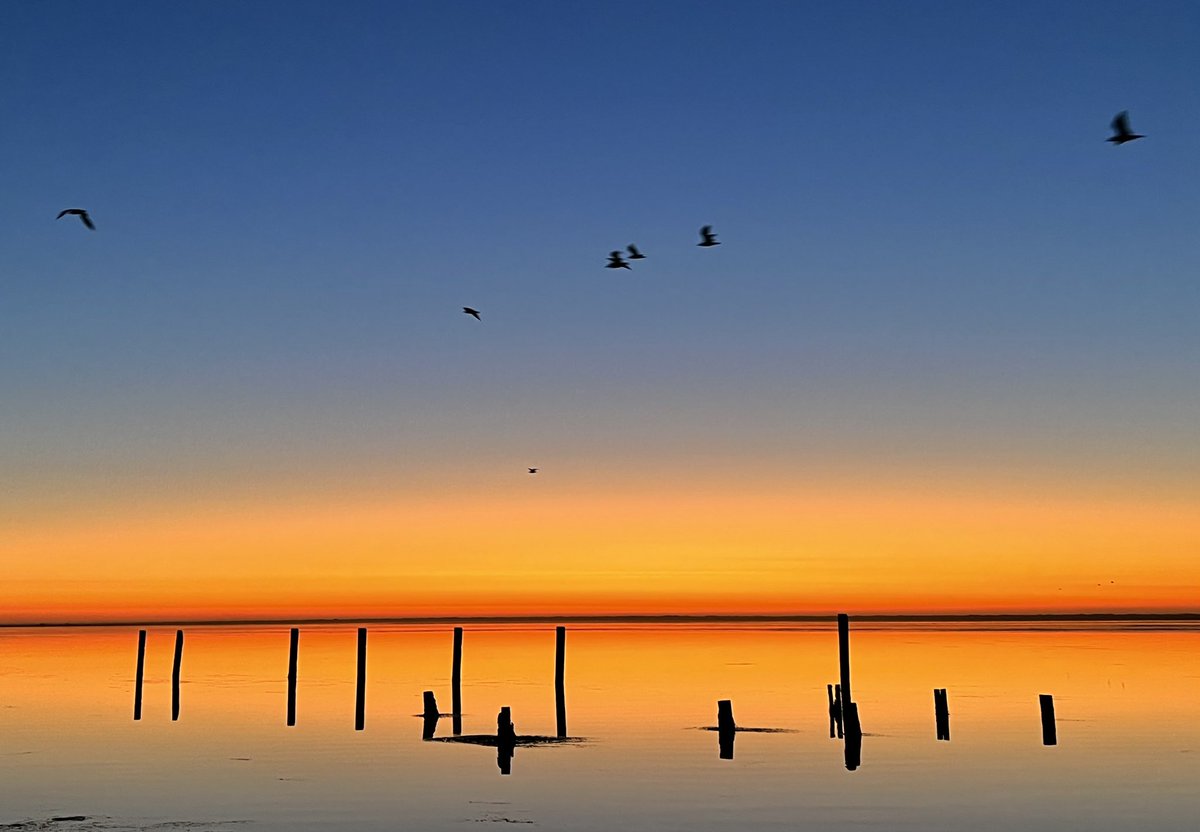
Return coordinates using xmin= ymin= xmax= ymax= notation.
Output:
xmin=2 ymin=1 xmax=1198 ymax=622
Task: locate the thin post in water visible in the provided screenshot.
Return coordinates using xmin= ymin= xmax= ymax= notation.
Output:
xmin=555 ymin=625 xmax=567 ymax=738
xmin=1039 ymin=693 xmax=1057 ymax=746
xmin=355 ymin=627 xmax=367 ymax=731
xmin=451 ymin=626 xmax=463 ymax=736
xmin=837 ymin=613 xmax=852 ymax=714
xmin=133 ymin=629 xmax=146 ymax=721
xmin=171 ymin=629 xmax=184 ymax=721
xmin=286 ymin=628 xmax=299 ymax=727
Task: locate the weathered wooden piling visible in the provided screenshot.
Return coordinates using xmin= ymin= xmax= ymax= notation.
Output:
xmin=555 ymin=626 xmax=567 ymax=738
xmin=497 ymin=709 xmax=515 ymax=776
xmin=422 ymin=691 xmax=440 ymax=740
xmin=451 ymin=626 xmax=463 ymax=736
xmin=837 ymin=613 xmax=852 ymax=711
xmin=355 ymin=628 xmax=367 ymax=731
xmin=1040 ymin=693 xmax=1057 ymax=746
xmin=843 ymin=700 xmax=862 ymax=738
xmin=933 ymin=688 xmax=950 ymax=741
xmin=286 ymin=628 xmax=299 ymax=727
xmin=717 ymin=699 xmax=736 ymax=732
xmin=717 ymin=698 xmax=736 ymax=759
xmin=171 ymin=629 xmax=184 ymax=721
xmin=133 ymin=629 xmax=146 ymax=721
xmin=496 ymin=705 xmax=516 ymax=744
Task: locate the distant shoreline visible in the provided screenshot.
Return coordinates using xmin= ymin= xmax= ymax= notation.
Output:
xmin=2 ymin=612 xmax=1198 ymax=629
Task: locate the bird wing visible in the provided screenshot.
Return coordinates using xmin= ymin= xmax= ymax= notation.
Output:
xmin=700 ymin=225 xmax=712 ymax=236
xmin=56 ymin=209 xmax=70 ymax=219
xmin=81 ymin=213 xmax=95 ymax=230
xmin=627 ymin=244 xmax=640 ymax=255
xmin=1112 ymin=111 xmax=1131 ymax=135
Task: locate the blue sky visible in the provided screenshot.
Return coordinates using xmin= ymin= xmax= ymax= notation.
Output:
xmin=2 ymin=0 xmax=1198 ymax=517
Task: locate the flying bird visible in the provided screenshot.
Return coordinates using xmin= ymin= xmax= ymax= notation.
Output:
xmin=1107 ymin=111 xmax=1144 ymax=145
xmin=57 ymin=208 xmax=95 ymax=230
xmin=528 ymin=468 xmax=539 ymax=474
xmin=626 ymin=244 xmax=646 ymax=260
xmin=606 ymin=251 xmax=631 ymax=269
xmin=463 ymin=306 xmax=481 ymax=320
xmin=697 ymin=225 xmax=719 ymax=247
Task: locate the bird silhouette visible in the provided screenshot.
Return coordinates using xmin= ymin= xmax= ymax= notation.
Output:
xmin=57 ymin=208 xmax=95 ymax=230
xmin=627 ymin=244 xmax=646 ymax=260
xmin=1107 ymin=111 xmax=1144 ymax=145
xmin=606 ymin=251 xmax=631 ymax=269
xmin=528 ymin=468 xmax=539 ymax=474
xmin=463 ymin=307 xmax=481 ymax=320
xmin=697 ymin=225 xmax=719 ymax=247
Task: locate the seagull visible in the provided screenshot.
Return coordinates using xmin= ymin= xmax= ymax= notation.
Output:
xmin=626 ymin=244 xmax=646 ymax=260
xmin=463 ymin=306 xmax=481 ymax=320
xmin=697 ymin=225 xmax=719 ymax=247
xmin=57 ymin=208 xmax=95 ymax=230
xmin=528 ymin=468 xmax=538 ymax=474
xmin=1107 ymin=111 xmax=1144 ymax=145
xmin=606 ymin=251 xmax=631 ymax=269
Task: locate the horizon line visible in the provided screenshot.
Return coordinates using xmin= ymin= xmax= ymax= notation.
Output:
xmin=3 ymin=611 xmax=1199 ymax=629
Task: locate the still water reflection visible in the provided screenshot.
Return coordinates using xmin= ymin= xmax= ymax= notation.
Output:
xmin=0 ymin=623 xmax=1197 ymax=831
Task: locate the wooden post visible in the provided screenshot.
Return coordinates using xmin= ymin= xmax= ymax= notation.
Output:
xmin=717 ymin=698 xmax=736 ymax=759
xmin=555 ymin=626 xmax=567 ymax=738
xmin=833 ymin=683 xmax=844 ymax=738
xmin=171 ymin=629 xmax=183 ymax=721
xmin=837 ymin=613 xmax=852 ymax=713
xmin=451 ymin=626 xmax=463 ymax=736
xmin=1040 ymin=693 xmax=1057 ymax=746
xmin=843 ymin=700 xmax=862 ymax=738
xmin=717 ymin=699 xmax=736 ymax=732
xmin=355 ymin=628 xmax=367 ymax=731
xmin=497 ymin=707 xmax=515 ymax=775
xmin=934 ymin=688 xmax=950 ymax=741
xmin=286 ymin=628 xmax=299 ymax=727
xmin=422 ymin=691 xmax=440 ymax=740
xmin=133 ymin=629 xmax=146 ymax=721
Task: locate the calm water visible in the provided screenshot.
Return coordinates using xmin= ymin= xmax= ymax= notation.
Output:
xmin=1 ymin=623 xmax=1197 ymax=831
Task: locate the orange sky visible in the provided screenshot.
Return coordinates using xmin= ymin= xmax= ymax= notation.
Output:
xmin=4 ymin=475 xmax=1197 ymax=624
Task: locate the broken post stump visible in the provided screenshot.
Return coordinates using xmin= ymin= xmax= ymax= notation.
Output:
xmin=717 ymin=699 xmax=736 ymax=760
xmin=933 ymin=688 xmax=950 ymax=741
xmin=1040 ymin=693 xmax=1057 ymax=746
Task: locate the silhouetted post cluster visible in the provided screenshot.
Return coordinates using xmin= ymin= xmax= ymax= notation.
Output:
xmin=555 ymin=626 xmax=567 ymax=738
xmin=287 ymin=628 xmax=299 ymax=727
xmin=933 ymin=688 xmax=950 ymax=741
xmin=1039 ymin=693 xmax=1057 ymax=746
xmin=171 ymin=629 xmax=184 ymax=721
xmin=133 ymin=629 xmax=147 ymax=721
xmin=827 ymin=683 xmax=844 ymax=738
xmin=717 ymin=699 xmax=736 ymax=760
xmin=452 ymin=627 xmax=463 ymax=736
xmin=355 ymin=627 xmax=367 ymax=731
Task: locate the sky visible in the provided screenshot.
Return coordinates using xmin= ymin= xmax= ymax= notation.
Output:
xmin=1 ymin=0 xmax=1198 ymax=623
